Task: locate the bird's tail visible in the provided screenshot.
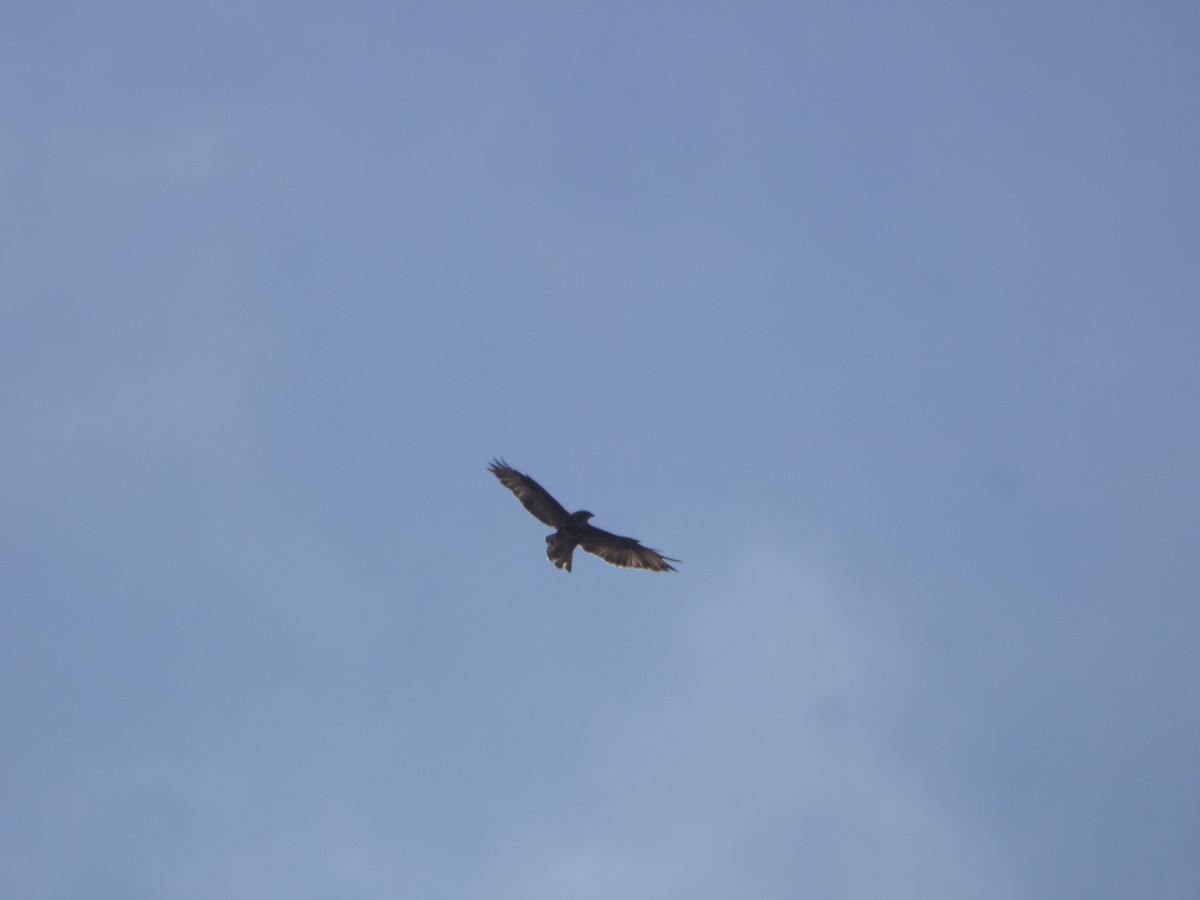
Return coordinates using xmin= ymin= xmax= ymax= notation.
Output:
xmin=545 ymin=534 xmax=575 ymax=572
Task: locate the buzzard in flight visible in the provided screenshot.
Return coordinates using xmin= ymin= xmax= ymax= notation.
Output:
xmin=489 ymin=459 xmax=678 ymax=573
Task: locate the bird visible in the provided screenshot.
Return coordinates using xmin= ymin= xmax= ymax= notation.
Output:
xmin=488 ymin=459 xmax=678 ymax=573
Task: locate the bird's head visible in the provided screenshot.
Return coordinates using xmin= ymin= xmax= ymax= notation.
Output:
xmin=570 ymin=510 xmax=595 ymax=524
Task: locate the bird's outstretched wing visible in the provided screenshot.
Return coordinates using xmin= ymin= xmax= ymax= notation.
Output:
xmin=578 ymin=525 xmax=679 ymax=572
xmin=488 ymin=459 xmax=569 ymax=529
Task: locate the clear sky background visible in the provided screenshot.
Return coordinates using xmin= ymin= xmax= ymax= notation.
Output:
xmin=3 ymin=3 xmax=1198 ymax=898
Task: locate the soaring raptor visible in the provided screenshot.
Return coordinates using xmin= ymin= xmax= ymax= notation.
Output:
xmin=489 ymin=459 xmax=678 ymax=573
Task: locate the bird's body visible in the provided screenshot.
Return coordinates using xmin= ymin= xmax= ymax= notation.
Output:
xmin=488 ymin=459 xmax=678 ymax=573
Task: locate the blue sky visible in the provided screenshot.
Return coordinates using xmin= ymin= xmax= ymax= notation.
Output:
xmin=3 ymin=3 xmax=1198 ymax=898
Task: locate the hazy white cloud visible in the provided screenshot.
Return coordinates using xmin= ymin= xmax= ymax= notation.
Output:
xmin=472 ymin=548 xmax=1028 ymax=899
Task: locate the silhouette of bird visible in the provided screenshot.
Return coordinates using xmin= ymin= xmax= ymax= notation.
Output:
xmin=489 ymin=459 xmax=678 ymax=573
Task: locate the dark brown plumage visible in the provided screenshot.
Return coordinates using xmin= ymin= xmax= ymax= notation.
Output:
xmin=489 ymin=459 xmax=678 ymax=573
